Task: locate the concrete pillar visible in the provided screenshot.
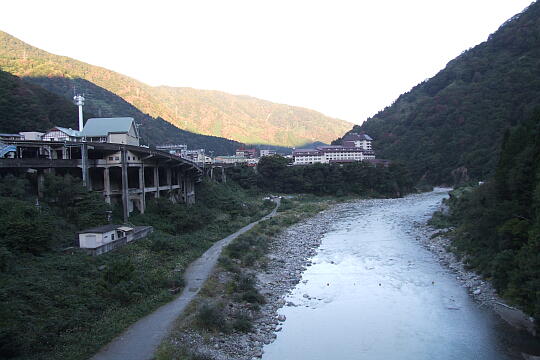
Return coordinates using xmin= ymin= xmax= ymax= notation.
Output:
xmin=121 ymin=149 xmax=129 ymax=223
xmin=192 ymin=178 xmax=196 ymax=204
xmin=167 ymin=168 xmax=173 ymax=198
xmin=154 ymin=166 xmax=160 ymax=198
xmin=221 ymin=167 xmax=226 ymax=183
xmin=81 ymin=143 xmax=90 ymax=190
xmin=103 ymin=167 xmax=111 ymax=204
xmin=139 ymin=165 xmax=145 ymax=214
xmin=37 ymin=171 xmax=45 ymax=198
xmin=182 ymin=177 xmax=187 ymax=203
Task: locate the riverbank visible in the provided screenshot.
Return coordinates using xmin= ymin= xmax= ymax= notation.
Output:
xmin=157 ymin=197 xmax=353 ymax=360
xmin=417 ymin=192 xmax=540 ymax=359
xmin=418 ymin=225 xmax=535 ymax=332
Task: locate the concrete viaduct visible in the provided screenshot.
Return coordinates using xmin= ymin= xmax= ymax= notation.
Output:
xmin=0 ymin=140 xmax=202 ymax=222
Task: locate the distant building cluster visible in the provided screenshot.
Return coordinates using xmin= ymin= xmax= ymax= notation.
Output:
xmin=155 ymin=144 xmax=279 ymax=166
xmin=155 ymin=133 xmax=377 ymax=168
xmin=292 ymin=132 xmax=375 ymax=165
xmin=156 ymin=144 xmax=212 ymax=165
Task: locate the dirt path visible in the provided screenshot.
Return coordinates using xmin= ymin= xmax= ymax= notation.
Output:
xmin=91 ymin=199 xmax=280 ymax=360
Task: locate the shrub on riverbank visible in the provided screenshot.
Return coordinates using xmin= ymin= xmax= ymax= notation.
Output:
xmin=0 ymin=175 xmax=272 ymax=360
xmin=431 ymin=114 xmax=540 ymax=321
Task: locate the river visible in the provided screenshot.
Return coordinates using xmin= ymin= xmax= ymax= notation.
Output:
xmin=262 ymin=189 xmax=521 ymax=360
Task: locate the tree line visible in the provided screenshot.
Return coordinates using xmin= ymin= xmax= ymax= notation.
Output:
xmin=227 ymin=155 xmax=415 ymax=198
xmin=432 ymin=111 xmax=540 ymax=319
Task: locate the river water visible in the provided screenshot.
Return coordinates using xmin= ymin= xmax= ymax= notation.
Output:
xmin=262 ymin=189 xmax=520 ymax=360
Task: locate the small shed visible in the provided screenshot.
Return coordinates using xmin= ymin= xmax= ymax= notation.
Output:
xmin=78 ymin=224 xmax=152 ymax=255
xmin=78 ymin=224 xmax=135 ymax=248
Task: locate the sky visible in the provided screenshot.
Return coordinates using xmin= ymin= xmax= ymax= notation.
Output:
xmin=0 ymin=0 xmax=534 ymax=124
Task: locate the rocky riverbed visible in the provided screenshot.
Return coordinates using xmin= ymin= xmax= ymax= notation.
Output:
xmin=165 ymin=202 xmax=351 ymax=360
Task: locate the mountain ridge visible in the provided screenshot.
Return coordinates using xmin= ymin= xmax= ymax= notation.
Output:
xmin=0 ymin=30 xmax=352 ymax=147
xmin=336 ymin=1 xmax=540 ymax=184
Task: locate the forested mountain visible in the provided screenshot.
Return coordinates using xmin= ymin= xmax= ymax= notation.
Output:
xmin=0 ymin=31 xmax=351 ymax=147
xmin=0 ymin=69 xmax=81 ymax=133
xmin=434 ymin=112 xmax=540 ymax=319
xmin=0 ymin=70 xmax=242 ymax=154
xmin=337 ymin=1 xmax=540 ymax=184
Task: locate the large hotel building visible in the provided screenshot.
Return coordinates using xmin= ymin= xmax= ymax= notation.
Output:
xmin=292 ymin=132 xmax=375 ymax=165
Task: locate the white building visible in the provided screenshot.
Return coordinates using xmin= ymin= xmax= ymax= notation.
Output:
xmin=214 ymin=155 xmax=249 ymax=164
xmin=19 ymin=131 xmax=44 ymax=141
xmin=260 ymin=149 xmax=277 ymax=157
xmin=78 ymin=224 xmax=134 ymax=249
xmin=78 ymin=224 xmax=154 ymax=255
xmin=42 ymin=127 xmax=81 ymax=142
xmin=293 ymin=132 xmax=375 ymax=165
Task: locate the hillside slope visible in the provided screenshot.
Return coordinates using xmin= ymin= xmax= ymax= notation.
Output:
xmin=0 ymin=31 xmax=352 ymax=147
xmin=338 ymin=2 xmax=540 ymax=184
xmin=0 ymin=69 xmax=80 ymax=133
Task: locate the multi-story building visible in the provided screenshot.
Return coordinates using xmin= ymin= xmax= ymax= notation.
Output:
xmin=260 ymin=149 xmax=277 ymax=157
xmin=236 ymin=148 xmax=257 ymax=158
xmin=292 ymin=132 xmax=375 ymax=165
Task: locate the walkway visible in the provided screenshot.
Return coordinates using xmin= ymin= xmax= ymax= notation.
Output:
xmin=91 ymin=199 xmax=280 ymax=360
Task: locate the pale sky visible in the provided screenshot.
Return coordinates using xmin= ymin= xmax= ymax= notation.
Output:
xmin=0 ymin=0 xmax=534 ymax=124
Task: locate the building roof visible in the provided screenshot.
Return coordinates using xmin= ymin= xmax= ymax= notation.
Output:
xmin=81 ymin=117 xmax=135 ymax=137
xmin=342 ymin=132 xmax=373 ymax=141
xmin=293 ymin=149 xmax=322 ymax=156
xmin=79 ymin=224 xmax=121 ymax=234
xmin=54 ymin=127 xmax=82 ymax=137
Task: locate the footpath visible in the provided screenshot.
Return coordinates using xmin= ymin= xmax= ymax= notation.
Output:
xmin=91 ymin=199 xmax=280 ymax=360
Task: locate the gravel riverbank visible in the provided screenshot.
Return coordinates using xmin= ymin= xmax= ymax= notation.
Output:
xmin=165 ymin=201 xmax=352 ymax=360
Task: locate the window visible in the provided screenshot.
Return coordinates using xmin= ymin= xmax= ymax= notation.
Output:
xmin=115 ymin=156 xmax=120 ymax=161
xmin=108 ymin=156 xmax=113 ymax=161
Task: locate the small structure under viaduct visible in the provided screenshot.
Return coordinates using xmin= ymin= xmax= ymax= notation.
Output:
xmin=0 ymin=140 xmax=202 ymax=222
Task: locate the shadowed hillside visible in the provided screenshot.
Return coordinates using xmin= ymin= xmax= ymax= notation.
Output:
xmin=0 ymin=69 xmax=82 ymax=133
xmin=337 ymin=2 xmax=540 ymax=184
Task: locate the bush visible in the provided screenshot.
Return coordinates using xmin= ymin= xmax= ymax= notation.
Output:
xmin=195 ymin=301 xmax=227 ymax=331
xmin=232 ymin=312 xmax=253 ymax=332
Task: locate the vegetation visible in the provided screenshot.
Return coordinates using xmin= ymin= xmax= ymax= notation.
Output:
xmin=0 ymin=69 xmax=81 ymax=133
xmin=335 ymin=2 xmax=540 ymax=184
xmin=0 ymin=30 xmax=351 ymax=147
xmin=0 ymin=175 xmax=272 ymax=360
xmin=228 ymin=155 xmax=414 ymax=197
xmin=431 ymin=112 xmax=540 ymax=320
